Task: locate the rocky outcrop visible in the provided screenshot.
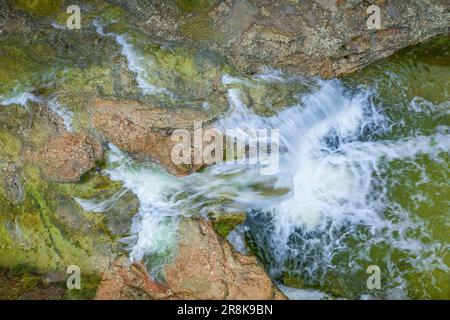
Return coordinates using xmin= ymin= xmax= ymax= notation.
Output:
xmin=25 ymin=132 xmax=103 ymax=183
xmin=164 ymin=218 xmax=285 ymax=299
xmin=1 ymin=0 xmax=448 ymax=300
xmin=117 ymin=0 xmax=449 ymax=77
xmin=95 ymin=257 xmax=171 ymax=300
xmin=96 ymin=218 xmax=286 ymax=300
xmin=215 ymin=0 xmax=450 ymax=77
xmin=90 ymin=98 xmax=212 ymax=176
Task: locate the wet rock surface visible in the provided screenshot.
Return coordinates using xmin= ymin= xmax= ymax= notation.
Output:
xmin=95 ymin=256 xmax=171 ymax=300
xmin=96 ymin=219 xmax=285 ymax=300
xmin=164 ymin=218 xmax=285 ymax=299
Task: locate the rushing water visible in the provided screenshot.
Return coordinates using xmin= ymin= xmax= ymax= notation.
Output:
xmin=0 ymin=1 xmax=447 ymax=301
xmin=76 ymin=36 xmax=449 ymax=299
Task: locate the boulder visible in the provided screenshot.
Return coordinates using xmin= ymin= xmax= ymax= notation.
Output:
xmin=164 ymin=218 xmax=285 ymax=299
xmin=95 ymin=256 xmax=171 ymax=300
xmin=211 ymin=0 xmax=449 ymax=77
xmin=90 ymin=98 xmax=211 ymax=176
xmin=117 ymin=0 xmax=449 ymax=77
xmin=25 ymin=132 xmax=103 ymax=183
xmin=96 ymin=218 xmax=286 ymax=300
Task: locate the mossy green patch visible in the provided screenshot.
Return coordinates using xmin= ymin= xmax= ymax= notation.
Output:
xmin=0 ymin=162 xmax=118 ymax=274
xmin=0 ymin=37 xmax=56 ymax=96
xmin=56 ymin=167 xmax=123 ymax=200
xmin=64 ymin=273 xmax=102 ymax=300
xmin=283 ymin=272 xmax=305 ymax=288
xmin=0 ymin=129 xmax=22 ymax=158
xmin=180 ymin=18 xmax=225 ymax=43
xmin=175 ymin=0 xmax=218 ymax=13
xmin=14 ymin=0 xmax=64 ymax=17
xmin=0 ymin=266 xmax=64 ymax=299
xmin=209 ymin=212 xmax=246 ymax=238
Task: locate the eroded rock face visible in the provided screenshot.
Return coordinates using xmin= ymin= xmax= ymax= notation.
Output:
xmin=164 ymin=218 xmax=285 ymax=299
xmin=213 ymin=0 xmax=449 ymax=76
xmin=25 ymin=132 xmax=103 ymax=183
xmin=90 ymin=98 xmax=212 ymax=176
xmin=117 ymin=0 xmax=449 ymax=77
xmin=96 ymin=219 xmax=286 ymax=300
xmin=95 ymin=256 xmax=171 ymax=300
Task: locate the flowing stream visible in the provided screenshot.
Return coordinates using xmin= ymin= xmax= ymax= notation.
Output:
xmin=0 ymin=1 xmax=448 ymax=301
xmin=74 ymin=33 xmax=450 ymax=299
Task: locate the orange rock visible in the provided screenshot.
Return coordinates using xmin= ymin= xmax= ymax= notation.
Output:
xmin=95 ymin=219 xmax=286 ymax=300
xmin=25 ymin=132 xmax=103 ymax=183
xmin=89 ymin=98 xmax=210 ymax=176
xmin=95 ymin=256 xmax=171 ymax=300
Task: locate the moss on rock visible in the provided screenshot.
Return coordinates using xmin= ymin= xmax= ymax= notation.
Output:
xmin=209 ymin=211 xmax=246 ymax=238
xmin=13 ymin=0 xmax=64 ymax=17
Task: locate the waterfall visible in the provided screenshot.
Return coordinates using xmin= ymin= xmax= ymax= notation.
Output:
xmin=78 ymin=74 xmax=449 ymax=298
xmin=93 ymin=21 xmax=172 ymax=97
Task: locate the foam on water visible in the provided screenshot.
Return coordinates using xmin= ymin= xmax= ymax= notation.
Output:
xmin=176 ymin=77 xmax=449 ymax=298
xmin=103 ymin=144 xmax=182 ymax=274
xmin=47 ymin=98 xmax=74 ymax=132
xmin=77 ymin=70 xmax=448 ymax=298
xmin=75 ymin=188 xmax=129 ymax=213
xmin=0 ymin=91 xmax=38 ymax=107
xmin=93 ymin=21 xmax=171 ymax=97
xmin=278 ymin=284 xmax=331 ymax=300
xmin=1 ymin=92 xmax=75 ymax=132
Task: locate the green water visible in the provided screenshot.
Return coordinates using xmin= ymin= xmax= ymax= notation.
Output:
xmin=346 ymin=37 xmax=449 ymax=299
xmin=269 ymin=37 xmax=450 ymax=299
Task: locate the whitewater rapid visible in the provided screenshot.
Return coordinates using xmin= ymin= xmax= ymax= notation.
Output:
xmin=76 ymin=73 xmax=449 ymax=298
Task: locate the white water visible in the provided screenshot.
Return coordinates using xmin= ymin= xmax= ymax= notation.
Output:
xmin=75 ymin=188 xmax=129 ymax=213
xmin=77 ymin=144 xmax=183 ymax=275
xmin=177 ymin=78 xmax=449 ymax=298
xmin=93 ymin=21 xmax=171 ymax=97
xmin=47 ymin=98 xmax=74 ymax=132
xmin=77 ymin=74 xmax=449 ymax=298
xmin=278 ymin=284 xmax=331 ymax=300
xmin=1 ymin=92 xmax=74 ymax=132
xmin=0 ymin=91 xmax=38 ymax=107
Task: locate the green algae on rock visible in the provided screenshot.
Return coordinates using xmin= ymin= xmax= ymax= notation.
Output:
xmin=13 ymin=0 xmax=64 ymax=17
xmin=208 ymin=210 xmax=246 ymax=238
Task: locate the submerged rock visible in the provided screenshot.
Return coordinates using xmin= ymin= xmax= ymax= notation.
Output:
xmin=208 ymin=209 xmax=246 ymax=238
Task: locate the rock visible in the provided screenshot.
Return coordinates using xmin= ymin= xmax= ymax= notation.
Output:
xmin=0 ymin=163 xmax=24 ymax=205
xmin=213 ymin=0 xmax=449 ymax=77
xmin=0 ymin=266 xmax=66 ymax=300
xmin=223 ymin=1 xmax=449 ymax=78
xmin=103 ymin=190 xmax=140 ymax=237
xmin=120 ymin=0 xmax=449 ymax=78
xmin=90 ymin=98 xmax=212 ymax=176
xmin=95 ymin=256 xmax=172 ymax=300
xmin=96 ymin=218 xmax=286 ymax=300
xmin=164 ymin=218 xmax=285 ymax=299
xmin=25 ymin=133 xmax=103 ymax=183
